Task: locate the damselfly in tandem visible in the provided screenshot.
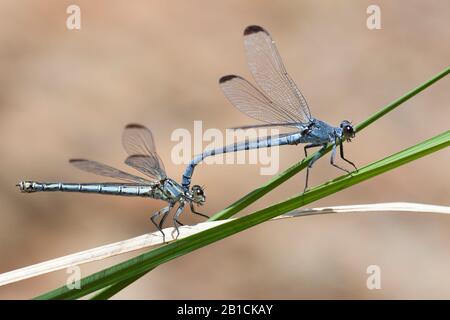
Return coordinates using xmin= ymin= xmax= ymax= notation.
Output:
xmin=182 ymin=25 xmax=357 ymax=191
xmin=17 ymin=124 xmax=208 ymax=241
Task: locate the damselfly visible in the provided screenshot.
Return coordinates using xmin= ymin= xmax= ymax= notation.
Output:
xmin=182 ymin=25 xmax=357 ymax=191
xmin=17 ymin=124 xmax=208 ymax=241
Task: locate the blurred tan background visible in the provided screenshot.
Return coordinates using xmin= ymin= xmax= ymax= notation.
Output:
xmin=0 ymin=0 xmax=449 ymax=299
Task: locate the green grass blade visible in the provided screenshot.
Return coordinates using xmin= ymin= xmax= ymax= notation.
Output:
xmin=35 ymin=130 xmax=450 ymax=299
xmin=89 ymin=271 xmax=147 ymax=300
xmin=355 ymin=66 xmax=449 ymax=132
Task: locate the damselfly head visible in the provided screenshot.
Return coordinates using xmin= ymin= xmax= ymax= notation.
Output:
xmin=191 ymin=185 xmax=206 ymax=204
xmin=340 ymin=120 xmax=355 ymax=142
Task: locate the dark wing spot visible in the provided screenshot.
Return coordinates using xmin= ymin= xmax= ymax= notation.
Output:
xmin=219 ymin=75 xmax=239 ymax=84
xmin=125 ymin=123 xmax=146 ymax=129
xmin=244 ymin=25 xmax=267 ymax=36
xmin=69 ymin=158 xmax=87 ymax=163
xmin=125 ymin=154 xmax=147 ymax=162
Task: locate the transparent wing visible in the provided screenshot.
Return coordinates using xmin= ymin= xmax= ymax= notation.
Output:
xmin=122 ymin=123 xmax=157 ymax=156
xmin=219 ymin=75 xmax=304 ymax=125
xmin=230 ymin=122 xmax=300 ymax=130
xmin=122 ymin=124 xmax=167 ymax=180
xmin=125 ymin=155 xmax=167 ymax=180
xmin=243 ymin=25 xmax=312 ymax=123
xmin=69 ymin=159 xmax=151 ymax=184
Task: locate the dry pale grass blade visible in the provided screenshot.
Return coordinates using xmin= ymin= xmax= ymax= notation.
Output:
xmin=276 ymin=202 xmax=450 ymax=219
xmin=1 ymin=202 xmax=449 ymax=287
xmin=0 ymin=220 xmax=230 ymax=287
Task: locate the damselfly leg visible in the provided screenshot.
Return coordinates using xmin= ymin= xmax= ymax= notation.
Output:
xmin=304 ymin=144 xmax=327 ymax=192
xmin=172 ymin=204 xmax=185 ymax=239
xmin=330 ymin=141 xmax=352 ymax=175
xmin=339 ymin=140 xmax=358 ymax=172
xmin=304 ymin=143 xmax=323 ymax=158
xmin=151 ymin=203 xmax=173 ymax=243
xmin=190 ymin=203 xmax=209 ymax=219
